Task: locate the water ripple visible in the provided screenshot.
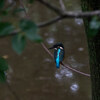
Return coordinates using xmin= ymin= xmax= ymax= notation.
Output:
xmin=55 ymin=67 xmax=73 ymax=80
xmin=70 ymin=83 xmax=79 ymax=92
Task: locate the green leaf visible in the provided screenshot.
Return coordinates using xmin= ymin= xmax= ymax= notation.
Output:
xmin=0 ymin=57 xmax=8 ymax=71
xmin=28 ymin=0 xmax=34 ymax=4
xmin=12 ymin=34 xmax=26 ymax=54
xmin=88 ymin=17 xmax=100 ymax=38
xmin=19 ymin=19 xmax=42 ymax=42
xmin=1 ymin=10 xmax=8 ymax=16
xmin=0 ymin=9 xmax=9 ymax=16
xmin=0 ymin=22 xmax=14 ymax=36
xmin=90 ymin=17 xmax=100 ymax=29
xmin=0 ymin=0 xmax=5 ymax=9
xmin=0 ymin=71 xmax=6 ymax=82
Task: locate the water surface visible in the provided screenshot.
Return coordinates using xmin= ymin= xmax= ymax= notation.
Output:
xmin=0 ymin=0 xmax=91 ymax=100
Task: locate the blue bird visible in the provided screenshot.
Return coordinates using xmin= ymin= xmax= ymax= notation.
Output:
xmin=49 ymin=43 xmax=65 ymax=68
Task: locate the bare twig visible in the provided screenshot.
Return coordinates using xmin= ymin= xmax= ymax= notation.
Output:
xmin=63 ymin=10 xmax=100 ymax=18
xmin=19 ymin=0 xmax=30 ymax=19
xmin=35 ymin=0 xmax=100 ymax=27
xmin=61 ymin=63 xmax=90 ymax=77
xmin=41 ymin=43 xmax=53 ymax=58
xmin=37 ymin=16 xmax=63 ymax=27
xmin=0 ymin=30 xmax=20 ymax=38
xmin=37 ymin=0 xmax=62 ymax=15
xmin=41 ymin=42 xmax=90 ymax=77
xmin=59 ymin=0 xmax=66 ymax=11
xmin=37 ymin=0 xmax=100 ymax=17
xmin=37 ymin=10 xmax=100 ymax=27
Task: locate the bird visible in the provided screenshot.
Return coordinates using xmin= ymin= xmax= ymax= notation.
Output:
xmin=49 ymin=42 xmax=65 ymax=68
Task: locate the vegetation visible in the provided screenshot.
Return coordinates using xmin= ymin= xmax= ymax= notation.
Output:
xmin=0 ymin=0 xmax=42 ymax=82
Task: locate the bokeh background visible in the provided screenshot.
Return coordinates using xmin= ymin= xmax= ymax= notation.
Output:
xmin=0 ymin=0 xmax=91 ymax=100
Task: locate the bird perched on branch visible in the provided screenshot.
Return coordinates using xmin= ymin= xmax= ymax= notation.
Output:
xmin=49 ymin=42 xmax=65 ymax=68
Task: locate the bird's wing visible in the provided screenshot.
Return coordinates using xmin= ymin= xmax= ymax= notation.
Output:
xmin=59 ymin=49 xmax=64 ymax=62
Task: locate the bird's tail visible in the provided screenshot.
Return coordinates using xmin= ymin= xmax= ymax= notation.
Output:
xmin=56 ymin=62 xmax=60 ymax=68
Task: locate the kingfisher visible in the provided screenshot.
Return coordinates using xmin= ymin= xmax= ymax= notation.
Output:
xmin=49 ymin=42 xmax=65 ymax=68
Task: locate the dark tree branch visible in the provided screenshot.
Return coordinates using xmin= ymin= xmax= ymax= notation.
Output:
xmin=37 ymin=0 xmax=62 ymax=15
xmin=37 ymin=10 xmax=100 ymax=27
xmin=19 ymin=0 xmax=29 ymax=18
xmin=37 ymin=0 xmax=100 ymax=17
xmin=37 ymin=16 xmax=63 ymax=27
xmin=59 ymin=0 xmax=66 ymax=11
xmin=63 ymin=10 xmax=100 ymax=18
xmin=0 ymin=30 xmax=19 ymax=38
xmin=35 ymin=0 xmax=100 ymax=27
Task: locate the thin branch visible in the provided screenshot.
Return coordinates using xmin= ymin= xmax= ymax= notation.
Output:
xmin=59 ymin=0 xmax=66 ymax=11
xmin=41 ymin=43 xmax=90 ymax=77
xmin=19 ymin=0 xmax=30 ymax=19
xmin=37 ymin=0 xmax=100 ymax=18
xmin=63 ymin=10 xmax=100 ymax=18
xmin=61 ymin=63 xmax=90 ymax=77
xmin=37 ymin=0 xmax=62 ymax=15
xmin=0 ymin=30 xmax=19 ymax=38
xmin=37 ymin=10 xmax=100 ymax=27
xmin=41 ymin=43 xmax=53 ymax=58
xmin=37 ymin=16 xmax=63 ymax=27
xmin=35 ymin=0 xmax=100 ymax=27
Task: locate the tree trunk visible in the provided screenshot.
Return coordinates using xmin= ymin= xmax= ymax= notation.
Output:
xmin=81 ymin=0 xmax=100 ymax=100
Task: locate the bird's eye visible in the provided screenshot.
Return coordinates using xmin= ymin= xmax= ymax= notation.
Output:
xmin=60 ymin=47 xmax=63 ymax=49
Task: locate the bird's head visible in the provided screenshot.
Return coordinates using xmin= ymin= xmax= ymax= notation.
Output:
xmin=49 ymin=42 xmax=64 ymax=50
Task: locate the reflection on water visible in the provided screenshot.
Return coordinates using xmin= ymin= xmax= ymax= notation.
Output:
xmin=50 ymin=25 xmax=57 ymax=32
xmin=75 ymin=18 xmax=83 ymax=25
xmin=6 ymin=66 xmax=13 ymax=83
xmin=67 ymin=56 xmax=86 ymax=68
xmin=46 ymin=37 xmax=55 ymax=44
xmin=64 ymin=26 xmax=71 ymax=32
xmin=78 ymin=47 xmax=84 ymax=51
xmin=70 ymin=83 xmax=79 ymax=92
xmin=55 ymin=67 xmax=73 ymax=80
xmin=43 ymin=58 xmax=52 ymax=63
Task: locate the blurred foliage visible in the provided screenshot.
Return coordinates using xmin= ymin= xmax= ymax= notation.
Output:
xmin=0 ymin=0 xmax=10 ymax=16
xmin=0 ymin=71 xmax=6 ymax=82
xmin=88 ymin=17 xmax=100 ymax=38
xmin=0 ymin=57 xmax=8 ymax=71
xmin=19 ymin=19 xmax=42 ymax=42
xmin=0 ymin=0 xmax=42 ymax=54
xmin=0 ymin=22 xmax=14 ymax=36
xmin=0 ymin=0 xmax=42 ymax=82
xmin=11 ymin=19 xmax=42 ymax=54
xmin=28 ymin=0 xmax=35 ymax=4
xmin=0 ymin=0 xmax=5 ymax=9
xmin=12 ymin=34 xmax=26 ymax=54
xmin=12 ymin=8 xmax=25 ymax=15
xmin=0 ymin=57 xmax=8 ymax=82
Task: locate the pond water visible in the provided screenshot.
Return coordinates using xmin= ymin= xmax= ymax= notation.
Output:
xmin=0 ymin=0 xmax=91 ymax=100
